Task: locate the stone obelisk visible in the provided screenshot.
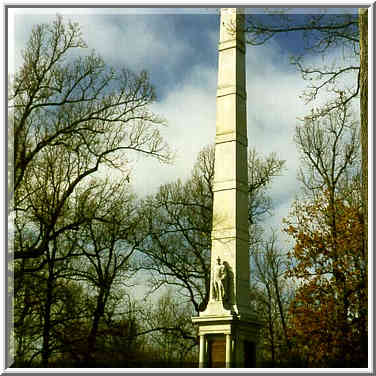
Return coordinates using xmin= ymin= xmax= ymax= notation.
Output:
xmin=192 ymin=8 xmax=261 ymax=368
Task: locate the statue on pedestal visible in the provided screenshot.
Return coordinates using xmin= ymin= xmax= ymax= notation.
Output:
xmin=212 ymin=257 xmax=227 ymax=301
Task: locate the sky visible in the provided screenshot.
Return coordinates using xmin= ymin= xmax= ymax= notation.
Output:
xmin=7 ymin=6 xmax=360 ymax=299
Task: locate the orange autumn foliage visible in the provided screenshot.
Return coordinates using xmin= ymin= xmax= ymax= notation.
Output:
xmin=284 ymin=190 xmax=367 ymax=367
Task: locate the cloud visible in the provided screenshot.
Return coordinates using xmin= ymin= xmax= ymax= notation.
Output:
xmin=8 ymin=9 xmax=303 ymax=217
xmin=246 ymin=39 xmax=360 ymax=247
xmin=9 ymin=9 xmax=360 ymax=254
xmin=131 ymin=63 xmax=217 ymax=197
xmin=243 ymin=40 xmax=308 ymax=241
xmin=125 ymin=35 xmax=318 ymax=256
xmin=9 ymin=10 xmax=219 ymax=101
xmin=82 ymin=15 xmax=188 ymax=71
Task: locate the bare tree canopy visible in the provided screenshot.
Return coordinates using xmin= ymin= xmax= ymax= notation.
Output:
xmin=10 ymin=16 xmax=171 ymax=367
xmin=136 ymin=145 xmax=285 ymax=314
xmin=243 ymin=11 xmax=360 ymax=114
xmin=11 ymin=16 xmax=171 ymax=262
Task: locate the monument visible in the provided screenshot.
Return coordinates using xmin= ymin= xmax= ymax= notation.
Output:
xmin=192 ymin=8 xmax=261 ymax=368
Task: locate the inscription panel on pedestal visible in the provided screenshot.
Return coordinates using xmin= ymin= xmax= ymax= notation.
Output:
xmin=208 ymin=336 xmax=226 ymax=368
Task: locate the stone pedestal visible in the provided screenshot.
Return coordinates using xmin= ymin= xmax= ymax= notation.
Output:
xmin=192 ymin=7 xmax=262 ymax=368
xmin=193 ymin=314 xmax=261 ymax=367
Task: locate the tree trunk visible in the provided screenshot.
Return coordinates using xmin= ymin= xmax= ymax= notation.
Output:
xmin=359 ymin=8 xmax=368 ymax=366
xmin=273 ymin=276 xmax=291 ymax=351
xmin=359 ymin=8 xmax=368 ymax=254
xmin=86 ymin=289 xmax=106 ymax=364
xmin=266 ymin=286 xmax=275 ymax=364
xmin=41 ymin=266 xmax=54 ymax=367
xmin=268 ymin=309 xmax=275 ymax=364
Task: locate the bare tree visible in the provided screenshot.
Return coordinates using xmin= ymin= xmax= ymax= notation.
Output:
xmin=141 ymin=291 xmax=198 ymax=366
xmin=10 ymin=16 xmax=170 ymax=367
xmin=359 ymin=9 xmax=368 ymax=252
xmin=244 ymin=10 xmax=359 ymax=114
xmin=243 ymin=7 xmax=367 ymax=260
xmin=251 ymin=231 xmax=292 ymax=365
xmin=67 ymin=178 xmax=141 ymax=364
xmin=295 ymin=99 xmax=360 ymax=197
xmin=11 ymin=16 xmax=170 ymax=263
xmin=137 ymin=145 xmax=285 ymax=314
xmin=248 ymin=149 xmax=286 ymax=222
xmin=284 ymin=101 xmax=366 ymax=365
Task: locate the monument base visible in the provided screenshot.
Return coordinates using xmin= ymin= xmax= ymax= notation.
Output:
xmin=192 ymin=312 xmax=262 ymax=368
